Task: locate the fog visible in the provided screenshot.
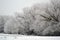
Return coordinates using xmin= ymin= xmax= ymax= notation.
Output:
xmin=0 ymin=0 xmax=49 ymax=16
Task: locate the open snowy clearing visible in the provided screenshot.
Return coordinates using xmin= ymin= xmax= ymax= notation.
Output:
xmin=0 ymin=34 xmax=60 ymax=40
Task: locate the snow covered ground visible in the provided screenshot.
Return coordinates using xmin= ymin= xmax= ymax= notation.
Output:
xmin=0 ymin=34 xmax=60 ymax=40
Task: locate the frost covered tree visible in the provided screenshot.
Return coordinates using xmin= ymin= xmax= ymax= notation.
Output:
xmin=40 ymin=0 xmax=60 ymax=35
xmin=0 ymin=15 xmax=10 ymax=33
xmin=4 ymin=17 xmax=26 ymax=34
xmin=15 ymin=11 xmax=36 ymax=35
xmin=0 ymin=16 xmax=5 ymax=33
xmin=4 ymin=0 xmax=60 ymax=36
xmin=22 ymin=0 xmax=60 ymax=36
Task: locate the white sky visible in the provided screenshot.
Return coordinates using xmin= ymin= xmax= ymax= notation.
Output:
xmin=0 ymin=0 xmax=49 ymax=16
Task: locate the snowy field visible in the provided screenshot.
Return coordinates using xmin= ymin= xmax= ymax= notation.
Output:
xmin=0 ymin=34 xmax=60 ymax=40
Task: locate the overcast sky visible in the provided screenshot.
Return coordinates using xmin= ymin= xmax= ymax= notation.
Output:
xmin=0 ymin=0 xmax=49 ymax=16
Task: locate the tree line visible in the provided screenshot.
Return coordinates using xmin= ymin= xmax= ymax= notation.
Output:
xmin=0 ymin=0 xmax=60 ymax=36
